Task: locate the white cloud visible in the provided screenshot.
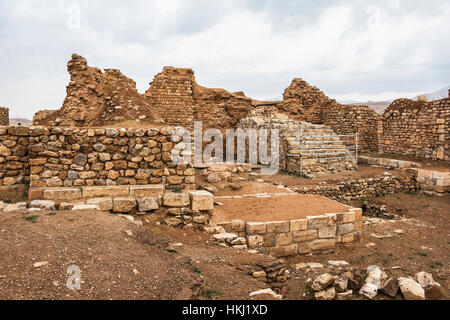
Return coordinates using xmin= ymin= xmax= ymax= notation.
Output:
xmin=0 ymin=0 xmax=449 ymax=118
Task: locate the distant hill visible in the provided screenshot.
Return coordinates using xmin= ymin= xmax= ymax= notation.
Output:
xmin=9 ymin=118 xmax=32 ymax=126
xmin=340 ymin=85 xmax=450 ymax=114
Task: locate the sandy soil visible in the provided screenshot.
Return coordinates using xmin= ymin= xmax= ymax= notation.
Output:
xmin=212 ymin=195 xmax=351 ymax=223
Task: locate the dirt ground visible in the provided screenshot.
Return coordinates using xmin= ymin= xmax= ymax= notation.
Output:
xmin=212 ymin=195 xmax=351 ymax=223
xmin=0 ymin=190 xmax=448 ymax=300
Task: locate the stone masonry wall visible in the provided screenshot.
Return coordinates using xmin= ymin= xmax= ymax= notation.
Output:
xmin=0 ymin=126 xmax=195 ymax=190
xmin=0 ymin=107 xmax=9 ymax=126
xmin=291 ymin=172 xmax=416 ymax=203
xmin=378 ymin=98 xmax=450 ymax=160
xmin=0 ymin=126 xmax=29 ymax=186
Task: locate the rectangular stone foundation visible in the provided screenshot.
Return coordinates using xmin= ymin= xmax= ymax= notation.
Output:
xmin=217 ymin=205 xmax=362 ymax=257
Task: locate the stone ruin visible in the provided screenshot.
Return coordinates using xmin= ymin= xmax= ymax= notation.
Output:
xmin=238 ymin=106 xmax=356 ymax=175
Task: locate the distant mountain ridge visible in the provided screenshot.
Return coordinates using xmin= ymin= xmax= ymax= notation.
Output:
xmin=339 ymin=85 xmax=450 ymax=114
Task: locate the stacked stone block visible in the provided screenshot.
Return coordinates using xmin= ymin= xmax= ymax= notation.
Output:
xmin=217 ymin=207 xmax=362 ymax=257
xmin=0 ymin=107 xmax=9 ymax=126
xmin=0 ymin=126 xmax=29 ymax=186
xmin=379 ymin=98 xmax=449 ymax=160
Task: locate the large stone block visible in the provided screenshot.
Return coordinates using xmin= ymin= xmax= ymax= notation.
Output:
xmin=246 ymin=222 xmax=267 ymax=235
xmin=163 ymin=192 xmax=190 ymax=207
xmin=82 ymin=186 xmax=129 ymax=199
xmin=247 ymin=235 xmax=264 ymax=248
xmin=269 ymin=244 xmax=298 ymax=257
xmin=113 ymin=197 xmax=137 ymax=213
xmin=293 ymin=229 xmax=317 ymax=243
xmin=290 ymin=219 xmax=307 ymax=232
xmin=86 ymin=197 xmax=113 ymax=211
xmin=43 ymin=188 xmax=82 ymax=201
xmin=266 ymin=221 xmax=290 ymax=233
xmin=137 ymin=197 xmax=159 ymax=212
xmin=308 ymin=239 xmax=336 ymax=251
xmin=189 ymin=190 xmax=214 ymax=211
xmin=129 ymin=185 xmax=164 ymax=198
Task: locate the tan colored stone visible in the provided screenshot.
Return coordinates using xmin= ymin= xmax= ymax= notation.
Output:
xmin=113 ymin=197 xmax=136 ymax=213
xmin=82 ymin=186 xmax=129 ymax=198
xmin=189 ymin=190 xmax=214 ymax=211
xmin=163 ymin=193 xmax=190 ymax=207
xmin=129 ymin=185 xmax=164 ymax=198
xmin=43 ymin=188 xmax=82 ymax=200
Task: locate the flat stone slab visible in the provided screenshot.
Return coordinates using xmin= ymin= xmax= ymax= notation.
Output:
xmin=113 ymin=197 xmax=137 ymax=213
xmin=129 ymin=185 xmax=164 ymax=198
xmin=86 ymin=197 xmax=113 ymax=211
xmin=72 ymin=204 xmax=100 ymax=211
xmin=189 ymin=190 xmax=214 ymax=211
xmin=82 ymin=186 xmax=129 ymax=199
xmin=43 ymin=188 xmax=82 ymax=200
xmin=30 ymin=200 xmax=56 ymax=210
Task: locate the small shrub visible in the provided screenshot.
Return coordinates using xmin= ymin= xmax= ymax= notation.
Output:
xmin=25 ymin=215 xmax=38 ymax=223
xmin=204 ymin=290 xmax=222 ymax=300
xmin=193 ymin=266 xmax=201 ymax=274
xmin=417 ymin=95 xmax=428 ymax=102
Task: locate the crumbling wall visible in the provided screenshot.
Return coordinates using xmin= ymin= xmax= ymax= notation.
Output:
xmin=378 ymin=98 xmax=450 ymax=160
xmin=0 ymin=107 xmax=9 ymax=126
xmin=33 ymin=54 xmax=158 ymax=127
xmin=145 ymin=67 xmax=195 ymax=128
xmin=145 ymin=66 xmax=256 ymax=129
xmin=279 ymin=79 xmax=380 ymax=152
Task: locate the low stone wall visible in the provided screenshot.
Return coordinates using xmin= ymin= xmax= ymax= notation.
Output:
xmin=359 ymin=156 xmax=420 ymax=169
xmin=291 ymin=173 xmax=416 ymax=203
xmin=409 ymin=168 xmax=450 ymax=195
xmin=0 ymin=125 xmax=195 ymax=191
xmin=216 ymin=204 xmax=361 ymax=257
xmin=19 ymin=185 xmax=214 ymax=229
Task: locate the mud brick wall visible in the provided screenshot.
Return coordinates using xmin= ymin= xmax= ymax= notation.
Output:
xmin=0 ymin=108 xmax=9 ymax=126
xmin=378 ymin=98 xmax=450 ymax=161
xmin=145 ymin=67 xmax=195 ymax=128
xmin=27 ymin=126 xmax=195 ymax=189
xmin=0 ymin=126 xmax=30 ymax=186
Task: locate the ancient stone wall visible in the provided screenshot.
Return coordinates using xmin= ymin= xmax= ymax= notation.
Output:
xmin=280 ymin=79 xmax=380 ymax=152
xmin=0 ymin=107 xmax=9 ymax=126
xmin=378 ymin=98 xmax=450 ymax=160
xmin=292 ymin=172 xmax=416 ymax=203
xmin=216 ymin=201 xmax=362 ymax=257
xmin=0 ymin=126 xmax=30 ymax=186
xmin=321 ymin=102 xmax=380 ymax=152
xmin=0 ymin=126 xmax=195 ymax=190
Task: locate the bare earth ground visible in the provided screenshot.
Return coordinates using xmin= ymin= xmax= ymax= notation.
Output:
xmin=212 ymin=195 xmax=351 ymax=223
xmin=0 ymin=190 xmax=448 ymax=300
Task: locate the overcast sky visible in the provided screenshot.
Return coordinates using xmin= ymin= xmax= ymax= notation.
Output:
xmin=1 ymin=0 xmax=449 ymax=118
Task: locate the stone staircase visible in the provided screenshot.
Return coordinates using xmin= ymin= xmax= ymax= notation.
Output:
xmin=285 ymin=122 xmax=356 ymax=175
xmin=238 ymin=107 xmax=357 ymax=175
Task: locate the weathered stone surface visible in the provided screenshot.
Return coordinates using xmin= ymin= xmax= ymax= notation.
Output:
xmin=137 ymin=197 xmax=159 ymax=212
xmin=249 ymin=288 xmax=282 ymax=300
xmin=290 ymin=219 xmax=307 ymax=231
xmin=213 ymin=233 xmax=238 ymax=242
xmin=359 ymin=283 xmax=378 ymax=299
xmin=43 ymin=188 xmax=82 ymax=200
xmin=308 ymin=239 xmax=335 ymax=251
xmin=269 ymin=244 xmax=298 ymax=257
xmin=3 ymin=204 xmax=21 ymax=212
xmin=336 ymin=290 xmax=353 ymax=300
xmin=311 ymin=273 xmax=335 ymax=291
xmin=380 ymin=278 xmax=399 ymax=298
xmin=246 ymin=222 xmax=267 ymax=235
xmin=424 ymin=283 xmax=448 ymax=300
xmin=113 ymin=197 xmax=137 ymax=213
xmin=266 ymin=221 xmax=290 ymax=233
xmin=189 ymin=190 xmax=214 ymax=211
xmin=314 ymin=287 xmax=336 ymax=300
xmin=163 ymin=193 xmax=190 ymax=207
xmin=398 ymin=277 xmax=426 ymax=300
xmin=414 ymin=272 xmax=438 ymax=289
xmin=82 ymin=186 xmax=129 ymax=198
xmin=334 ymin=275 xmax=348 ymax=293
xmin=366 ymin=267 xmax=388 ymax=289
xmin=86 ymin=197 xmax=113 ymax=211
xmin=129 ymin=185 xmax=164 ymax=198
xmin=72 ymin=204 xmax=99 ymax=211
xmin=328 ymin=260 xmax=349 ymax=267
xmin=30 ymin=200 xmax=56 ymax=210
xmin=247 ymin=235 xmax=264 ymax=248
